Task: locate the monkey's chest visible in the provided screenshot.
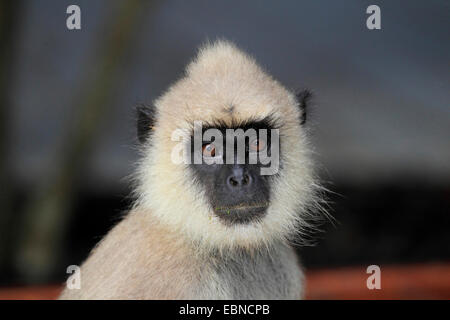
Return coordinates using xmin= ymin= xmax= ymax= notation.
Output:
xmin=198 ymin=248 xmax=303 ymax=299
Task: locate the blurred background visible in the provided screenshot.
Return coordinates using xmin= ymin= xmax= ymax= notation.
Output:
xmin=0 ymin=0 xmax=449 ymax=299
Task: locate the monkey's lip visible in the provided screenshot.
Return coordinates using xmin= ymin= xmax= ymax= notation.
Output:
xmin=214 ymin=202 xmax=269 ymax=213
xmin=213 ymin=203 xmax=268 ymax=224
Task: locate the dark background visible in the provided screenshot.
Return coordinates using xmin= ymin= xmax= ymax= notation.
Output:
xmin=0 ymin=0 xmax=449 ymax=286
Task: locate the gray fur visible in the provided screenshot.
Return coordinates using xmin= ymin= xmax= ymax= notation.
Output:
xmin=197 ymin=243 xmax=304 ymax=299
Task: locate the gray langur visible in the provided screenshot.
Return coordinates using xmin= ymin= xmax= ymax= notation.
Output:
xmin=59 ymin=40 xmax=324 ymax=300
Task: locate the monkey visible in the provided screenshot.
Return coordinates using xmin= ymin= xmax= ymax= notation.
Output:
xmin=59 ymin=40 xmax=323 ymax=300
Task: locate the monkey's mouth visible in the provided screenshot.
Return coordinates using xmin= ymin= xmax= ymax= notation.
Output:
xmin=213 ymin=202 xmax=269 ymax=224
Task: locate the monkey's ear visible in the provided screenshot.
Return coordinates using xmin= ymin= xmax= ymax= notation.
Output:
xmin=136 ymin=104 xmax=157 ymax=143
xmin=295 ymin=89 xmax=312 ymax=125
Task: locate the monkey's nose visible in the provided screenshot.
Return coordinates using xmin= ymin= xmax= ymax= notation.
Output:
xmin=227 ymin=167 xmax=252 ymax=189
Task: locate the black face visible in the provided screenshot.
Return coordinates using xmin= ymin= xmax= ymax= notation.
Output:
xmin=189 ymin=118 xmax=278 ymax=225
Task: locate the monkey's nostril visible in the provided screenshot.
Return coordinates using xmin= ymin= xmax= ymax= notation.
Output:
xmin=227 ymin=172 xmax=252 ymax=188
xmin=229 ymin=177 xmax=239 ymax=187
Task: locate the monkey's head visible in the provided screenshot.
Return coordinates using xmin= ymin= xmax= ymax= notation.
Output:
xmin=135 ymin=41 xmax=321 ymax=251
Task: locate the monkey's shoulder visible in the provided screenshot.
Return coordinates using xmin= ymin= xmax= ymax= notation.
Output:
xmin=60 ymin=210 xmax=200 ymax=299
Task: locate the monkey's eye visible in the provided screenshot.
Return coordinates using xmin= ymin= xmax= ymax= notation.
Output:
xmin=202 ymin=143 xmax=216 ymax=158
xmin=249 ymin=138 xmax=266 ymax=152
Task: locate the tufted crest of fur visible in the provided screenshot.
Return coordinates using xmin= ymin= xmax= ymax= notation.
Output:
xmin=134 ymin=40 xmax=322 ymax=253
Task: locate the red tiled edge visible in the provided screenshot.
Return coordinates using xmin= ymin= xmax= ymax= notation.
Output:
xmin=305 ymin=263 xmax=450 ymax=299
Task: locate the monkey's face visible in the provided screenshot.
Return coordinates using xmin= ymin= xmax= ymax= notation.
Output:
xmin=135 ymin=41 xmax=320 ymax=250
xmin=189 ymin=119 xmax=276 ymax=225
